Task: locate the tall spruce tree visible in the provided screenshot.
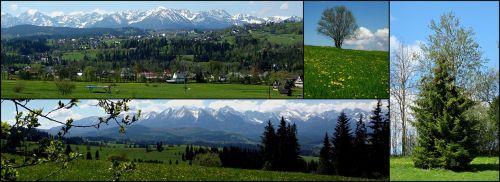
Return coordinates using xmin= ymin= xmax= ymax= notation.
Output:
xmin=287 ymin=123 xmax=301 ymax=171
xmin=331 ymin=111 xmax=353 ymax=176
xmin=276 ymin=116 xmax=289 ymax=170
xmin=353 ymin=114 xmax=368 ymax=176
xmin=317 ymin=133 xmax=333 ymax=174
xmin=412 ymin=55 xmax=477 ymax=170
xmin=369 ymin=100 xmax=389 ymax=176
xmin=260 ymin=120 xmax=277 ymax=170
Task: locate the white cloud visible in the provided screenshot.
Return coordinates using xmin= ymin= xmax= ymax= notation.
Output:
xmin=46 ymin=11 xmax=64 ymax=17
xmin=128 ymin=100 xmax=206 ymax=114
xmin=92 ymin=8 xmax=110 ymax=15
xmin=164 ymin=100 xmax=205 ymax=108
xmin=68 ymin=11 xmax=85 ymax=16
xmin=79 ymin=100 xmax=99 ymax=109
xmin=280 ymin=2 xmax=289 ymax=10
xmin=26 ymin=8 xmax=38 ymax=15
xmin=35 ymin=108 xmax=83 ymax=129
xmin=209 ymin=100 xmax=383 ymax=114
xmin=208 ymin=100 xmax=260 ymax=112
xmin=390 ymin=35 xmax=423 ymax=57
xmin=9 ymin=4 xmax=18 ymax=11
xmin=344 ymin=27 xmax=389 ymax=51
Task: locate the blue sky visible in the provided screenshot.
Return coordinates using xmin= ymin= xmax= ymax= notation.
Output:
xmin=391 ymin=1 xmax=499 ymax=69
xmin=304 ymin=1 xmax=389 ymax=51
xmin=1 ymin=99 xmax=385 ymax=129
xmin=0 ymin=1 xmax=302 ymax=18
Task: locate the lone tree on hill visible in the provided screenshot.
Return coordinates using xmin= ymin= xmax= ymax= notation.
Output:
xmin=317 ymin=6 xmax=358 ymax=48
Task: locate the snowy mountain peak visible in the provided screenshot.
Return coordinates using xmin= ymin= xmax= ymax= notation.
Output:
xmin=1 ymin=7 xmax=302 ymax=29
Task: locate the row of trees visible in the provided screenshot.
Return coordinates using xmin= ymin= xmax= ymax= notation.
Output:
xmin=318 ymin=100 xmax=389 ymax=178
xmin=261 ymin=117 xmax=302 ymax=171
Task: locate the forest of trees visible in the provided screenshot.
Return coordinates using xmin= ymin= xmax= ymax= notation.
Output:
xmin=317 ymin=100 xmax=389 ymax=178
xmin=1 ymin=22 xmax=303 ymax=84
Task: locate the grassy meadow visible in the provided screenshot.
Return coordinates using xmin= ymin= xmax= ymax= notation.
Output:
xmin=390 ymin=156 xmax=499 ymax=181
xmin=4 ymin=143 xmax=371 ymax=181
xmin=304 ymin=45 xmax=389 ymax=99
xmin=0 ymin=80 xmax=302 ymax=99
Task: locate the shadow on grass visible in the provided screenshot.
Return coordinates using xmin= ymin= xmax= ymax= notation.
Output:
xmin=470 ymin=163 xmax=499 ymax=172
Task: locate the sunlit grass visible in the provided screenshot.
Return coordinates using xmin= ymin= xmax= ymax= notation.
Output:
xmin=390 ymin=156 xmax=499 ymax=181
xmin=304 ymin=45 xmax=389 ymax=99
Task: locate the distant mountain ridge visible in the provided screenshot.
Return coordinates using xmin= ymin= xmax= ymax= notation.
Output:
xmin=46 ymin=106 xmax=379 ymax=146
xmin=1 ymin=7 xmax=303 ymax=29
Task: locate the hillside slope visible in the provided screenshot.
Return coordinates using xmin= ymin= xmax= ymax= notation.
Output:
xmin=304 ymin=45 xmax=389 ymax=98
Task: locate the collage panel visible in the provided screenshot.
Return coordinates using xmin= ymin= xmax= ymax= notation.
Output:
xmin=1 ymin=99 xmax=389 ymax=180
xmin=0 ymin=1 xmax=304 ymax=99
xmin=389 ymin=1 xmax=499 ymax=181
xmin=2 ymin=0 xmax=497 ymax=181
xmin=304 ymin=1 xmax=389 ymax=99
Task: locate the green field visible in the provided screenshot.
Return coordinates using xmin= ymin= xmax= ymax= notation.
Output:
xmin=390 ymin=156 xmax=499 ymax=181
xmin=1 ymin=80 xmax=302 ymax=99
xmin=304 ymin=45 xmax=389 ymax=99
xmin=4 ymin=144 xmax=370 ymax=181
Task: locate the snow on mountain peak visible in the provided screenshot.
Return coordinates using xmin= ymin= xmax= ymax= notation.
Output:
xmin=2 ymin=7 xmax=302 ymax=29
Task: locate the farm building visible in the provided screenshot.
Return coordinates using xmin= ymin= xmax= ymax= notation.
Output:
xmin=167 ymin=72 xmax=187 ymax=83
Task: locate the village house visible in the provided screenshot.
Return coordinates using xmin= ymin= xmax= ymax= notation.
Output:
xmin=294 ymin=76 xmax=304 ymax=88
xmin=167 ymin=71 xmax=187 ymax=83
xmin=142 ymin=71 xmax=158 ymax=79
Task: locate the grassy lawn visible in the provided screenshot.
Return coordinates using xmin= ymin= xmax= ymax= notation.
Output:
xmin=1 ymin=80 xmax=302 ymax=99
xmin=304 ymin=45 xmax=389 ymax=99
xmin=390 ymin=156 xmax=499 ymax=181
xmin=62 ymin=50 xmax=98 ymax=61
xmin=4 ymin=143 xmax=372 ymax=181
xmin=14 ymin=160 xmax=371 ymax=181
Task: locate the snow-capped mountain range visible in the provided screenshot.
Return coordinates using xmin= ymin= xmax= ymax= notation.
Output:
xmin=46 ymin=106 xmax=382 ymax=145
xmin=1 ymin=7 xmax=302 ymax=29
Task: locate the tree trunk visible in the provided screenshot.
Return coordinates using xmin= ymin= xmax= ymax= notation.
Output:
xmin=334 ymin=41 xmax=342 ymax=49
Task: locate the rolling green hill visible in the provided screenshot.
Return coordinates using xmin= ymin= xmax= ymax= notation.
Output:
xmin=4 ymin=143 xmax=373 ymax=181
xmin=304 ymin=45 xmax=389 ymax=99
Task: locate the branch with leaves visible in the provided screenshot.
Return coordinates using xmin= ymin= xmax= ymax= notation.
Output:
xmin=1 ymin=99 xmax=141 ymax=181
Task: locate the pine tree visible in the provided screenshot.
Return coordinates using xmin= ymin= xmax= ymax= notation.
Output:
xmin=353 ymin=114 xmax=368 ymax=176
xmin=317 ymin=133 xmax=333 ymax=174
xmin=86 ymin=151 xmax=92 ymax=160
xmin=95 ymin=150 xmax=100 ymax=160
xmin=276 ymin=116 xmax=289 ymax=170
xmin=412 ymin=56 xmax=477 ymax=170
xmin=331 ymin=111 xmax=353 ymax=176
xmin=368 ymin=100 xmax=389 ymax=176
xmin=287 ymin=123 xmax=301 ymax=171
xmin=260 ymin=120 xmax=277 ymax=170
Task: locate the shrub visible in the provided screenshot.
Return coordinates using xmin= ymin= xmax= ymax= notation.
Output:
xmin=55 ymin=80 xmax=76 ymax=95
xmin=13 ymin=82 xmax=25 ymax=93
xmin=108 ymin=153 xmax=129 ymax=162
xmin=192 ymin=152 xmax=222 ymax=167
xmin=18 ymin=70 xmax=31 ymax=80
